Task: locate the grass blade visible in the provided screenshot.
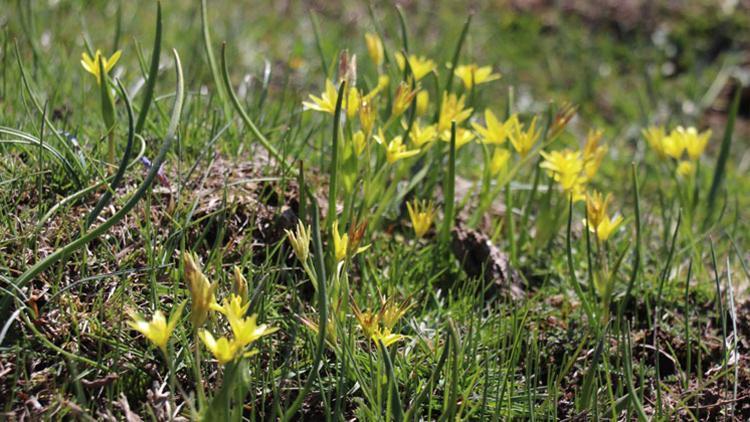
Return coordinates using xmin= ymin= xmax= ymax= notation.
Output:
xmin=220 ymin=43 xmax=294 ymax=174
xmin=326 ymin=81 xmax=346 ymax=230
xmin=135 ymin=1 xmax=162 ymax=134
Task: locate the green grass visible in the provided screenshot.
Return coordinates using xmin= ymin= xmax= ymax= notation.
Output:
xmin=1 ymin=1 xmax=749 ymax=420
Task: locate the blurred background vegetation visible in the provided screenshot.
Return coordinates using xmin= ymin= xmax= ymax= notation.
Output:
xmin=6 ymin=0 xmax=749 ymax=181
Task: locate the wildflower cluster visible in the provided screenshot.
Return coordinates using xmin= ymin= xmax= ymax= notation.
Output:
xmin=540 ymin=129 xmax=607 ymax=202
xmin=643 ymin=125 xmax=711 ymax=176
xmin=353 ymin=296 xmax=413 ymax=348
xmin=129 ymin=253 xmax=277 ymax=366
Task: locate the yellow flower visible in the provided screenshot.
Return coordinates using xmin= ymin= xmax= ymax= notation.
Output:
xmin=352 ymin=297 xmax=410 ymax=347
xmin=372 ymin=328 xmax=406 ymax=348
xmin=232 ymin=266 xmax=249 ymax=305
xmin=406 ymin=199 xmax=436 ymax=238
xmin=405 ymin=120 xmax=438 ymax=148
xmin=392 ymin=82 xmax=418 ymax=118
xmin=645 ymin=125 xmax=703 ymax=160
xmin=676 ymin=160 xmax=695 ymax=177
xmin=352 ymin=130 xmax=367 ymax=155
xmin=303 ymin=80 xmax=338 ymax=114
xmin=394 ymin=52 xmax=436 ymax=81
xmin=129 ymin=301 xmax=185 ymax=355
xmin=472 ymin=110 xmax=516 ymax=145
xmin=331 ymin=221 xmax=349 ymax=262
xmin=80 ymin=49 xmax=121 ymax=85
xmin=183 ymin=252 xmax=218 ymax=328
xmin=359 ymin=100 xmax=377 ymax=136
xmin=662 ymin=133 xmax=685 ymax=160
xmin=540 ymin=149 xmax=587 ymax=201
xmin=198 ymin=330 xmax=242 ymax=365
xmin=582 ymin=128 xmax=607 ymax=179
xmin=331 ymin=221 xmax=370 ymax=262
xmin=440 ymin=127 xmax=475 ymax=149
xmin=509 ymin=116 xmax=541 ymax=158
xmin=226 ymin=313 xmax=278 ymax=348
xmin=416 ymin=91 xmax=429 ymax=116
xmin=285 ymin=221 xmax=312 ymax=263
xmin=375 ymin=129 xmax=420 ymax=164
xmin=585 ymin=191 xmax=612 ymax=229
xmin=672 ymin=126 xmax=711 ymax=160
xmin=364 ymin=32 xmax=384 ymax=66
xmin=584 ymin=214 xmax=623 ymax=242
xmin=454 ymin=64 xmax=501 ymax=89
xmin=642 ymin=126 xmax=668 ymax=159
xmin=211 ymin=294 xmax=250 ymax=321
xmin=353 ymin=304 xmax=380 ymax=339
xmin=489 ymin=147 xmax=511 ymax=176
xmin=346 ymin=87 xmax=361 ymax=119
xmin=437 ymin=92 xmax=472 ymax=132
xmin=200 ymin=310 xmax=276 ymax=365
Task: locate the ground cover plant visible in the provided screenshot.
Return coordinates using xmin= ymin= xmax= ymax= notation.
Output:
xmin=1 ymin=0 xmax=750 ymax=420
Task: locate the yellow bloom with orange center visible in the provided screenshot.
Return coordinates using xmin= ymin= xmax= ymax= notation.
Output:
xmin=81 ymin=49 xmax=122 ymax=85
xmin=406 ymin=199 xmax=436 ymax=238
xmin=454 ymin=64 xmax=501 ymax=89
